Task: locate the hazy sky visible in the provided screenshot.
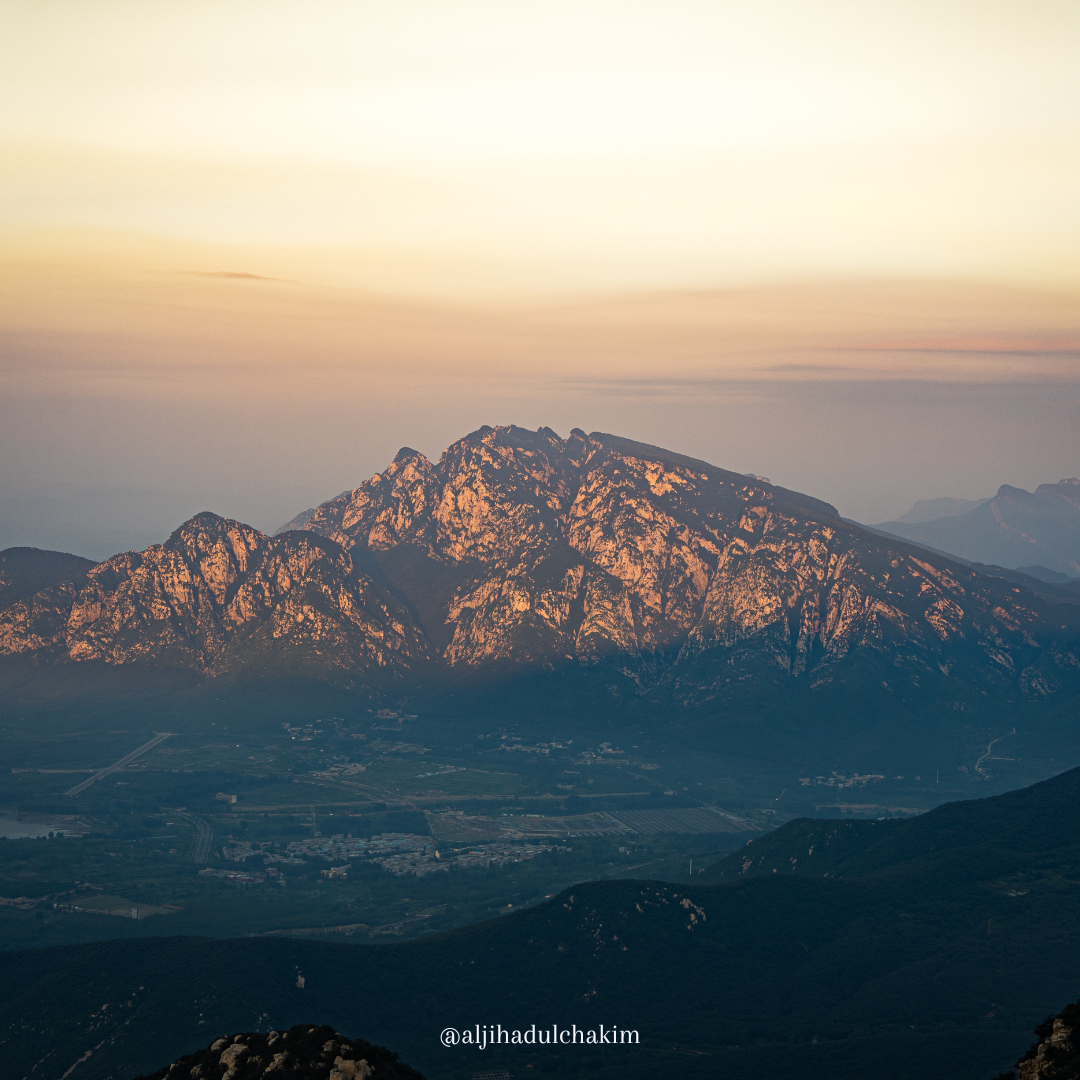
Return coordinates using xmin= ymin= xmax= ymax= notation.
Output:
xmin=1 ymin=1 xmax=1078 ymax=558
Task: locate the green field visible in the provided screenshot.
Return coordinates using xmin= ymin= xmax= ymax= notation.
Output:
xmin=1 ymin=671 xmax=1066 ymax=958
xmin=0 ymin=711 xmax=757 ymax=950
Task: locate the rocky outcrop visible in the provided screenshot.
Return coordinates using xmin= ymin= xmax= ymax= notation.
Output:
xmin=134 ymin=1024 xmax=424 ymax=1080
xmin=995 ymin=998 xmax=1080 ymax=1079
xmin=297 ymin=425 xmax=1075 ymax=690
xmin=2 ymin=426 xmax=1078 ymax=694
xmin=0 ymin=513 xmax=427 ymax=676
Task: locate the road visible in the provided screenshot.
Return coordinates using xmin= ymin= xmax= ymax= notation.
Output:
xmin=975 ymin=727 xmax=1016 ymax=779
xmin=64 ymin=732 xmax=173 ymax=796
xmin=173 ymin=811 xmax=214 ymax=863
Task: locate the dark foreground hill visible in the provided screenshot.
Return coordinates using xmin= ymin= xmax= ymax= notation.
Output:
xmin=703 ymin=755 xmax=1080 ymax=882
xmin=4 ymin=768 xmax=1080 ymax=1080
xmin=995 ymin=996 xmax=1080 ymax=1080
xmin=135 ymin=1024 xmax=425 ymax=1080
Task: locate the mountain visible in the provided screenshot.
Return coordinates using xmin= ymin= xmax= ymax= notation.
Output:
xmin=0 ymin=514 xmax=427 ymax=680
xmin=6 ymin=767 xmax=1080 ymax=1080
xmin=0 ymin=546 xmax=95 ymax=608
xmin=893 ymin=496 xmax=991 ymax=525
xmin=3 ymin=427 xmax=1078 ymax=695
xmin=2 ymin=425 xmax=1080 ymax=794
xmin=873 ymin=480 xmax=1080 ymax=577
xmin=135 ymin=1024 xmax=425 ymax=1080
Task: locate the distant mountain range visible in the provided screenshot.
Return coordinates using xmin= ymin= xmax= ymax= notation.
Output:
xmin=7 ymin=765 xmax=1080 ymax=1080
xmin=873 ymin=480 xmax=1080 ymax=578
xmin=892 ymin=496 xmax=992 ymax=525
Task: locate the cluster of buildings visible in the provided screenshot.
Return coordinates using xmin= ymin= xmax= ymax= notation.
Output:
xmin=374 ymin=839 xmax=561 ymax=876
xmin=219 ymin=832 xmax=435 ymax=869
xmin=575 ymin=743 xmax=628 ymax=765
xmin=798 ymin=773 xmax=886 ymax=789
xmin=215 ymin=830 xmax=560 ymax=879
xmin=309 ymin=762 xmax=367 ymax=780
xmin=198 ymin=866 xmax=284 ymax=886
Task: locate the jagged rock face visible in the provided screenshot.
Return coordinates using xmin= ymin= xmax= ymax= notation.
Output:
xmin=1 ymin=426 xmax=1077 ymax=692
xmin=0 ymin=514 xmax=427 ymax=675
xmin=1003 ymin=999 xmax=1080 ymax=1080
xmin=134 ymin=1024 xmax=425 ymax=1080
xmin=1019 ymin=1017 xmax=1077 ymax=1079
xmin=299 ymin=425 xmax=1075 ymax=690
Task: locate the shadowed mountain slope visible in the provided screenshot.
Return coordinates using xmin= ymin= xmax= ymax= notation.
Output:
xmin=0 ymin=546 xmax=95 ymax=609
xmin=703 ymin=762 xmax=1080 ymax=882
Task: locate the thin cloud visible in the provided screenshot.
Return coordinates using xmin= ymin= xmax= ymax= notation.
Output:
xmin=190 ymin=271 xmax=278 ymax=281
xmin=847 ymin=338 xmax=1080 ymax=357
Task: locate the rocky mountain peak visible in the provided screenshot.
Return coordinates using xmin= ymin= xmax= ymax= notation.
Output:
xmin=134 ymin=1023 xmax=425 ymax=1080
xmin=2 ymin=426 xmax=1077 ymax=701
xmin=1 ymin=511 xmax=427 ymax=677
xmin=282 ymin=425 xmax=1075 ymax=683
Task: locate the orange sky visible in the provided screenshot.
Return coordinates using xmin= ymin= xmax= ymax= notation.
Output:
xmin=1 ymin=1 xmax=1078 ymax=555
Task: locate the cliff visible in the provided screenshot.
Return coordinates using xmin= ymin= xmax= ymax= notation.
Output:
xmin=996 ymin=999 xmax=1080 ymax=1079
xmin=0 ymin=514 xmax=427 ymax=678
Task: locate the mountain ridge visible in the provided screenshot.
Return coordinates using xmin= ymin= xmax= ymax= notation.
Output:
xmin=874 ymin=480 xmax=1080 ymax=576
xmin=2 ymin=427 xmax=1079 ymax=718
xmin=0 ymin=514 xmax=427 ymax=680
xmin=703 ymin=761 xmax=1080 ymax=883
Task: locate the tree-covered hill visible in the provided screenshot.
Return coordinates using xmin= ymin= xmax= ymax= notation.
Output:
xmin=704 ymin=763 xmax=1080 ymax=881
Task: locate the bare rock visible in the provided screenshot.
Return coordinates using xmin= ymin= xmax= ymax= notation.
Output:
xmin=135 ymin=1023 xmax=424 ymax=1080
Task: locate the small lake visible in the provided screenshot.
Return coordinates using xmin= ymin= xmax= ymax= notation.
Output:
xmin=0 ymin=816 xmax=73 ymax=839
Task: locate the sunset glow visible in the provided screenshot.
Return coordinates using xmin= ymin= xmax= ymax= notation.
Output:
xmin=1 ymin=0 xmax=1078 ymax=550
